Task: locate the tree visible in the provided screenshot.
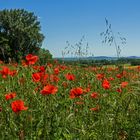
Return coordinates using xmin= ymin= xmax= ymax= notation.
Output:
xmin=0 ymin=9 xmax=45 ymax=62
xmin=37 ymin=48 xmax=52 ymax=65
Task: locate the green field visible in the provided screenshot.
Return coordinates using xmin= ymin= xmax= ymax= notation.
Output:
xmin=0 ymin=55 xmax=140 ymax=140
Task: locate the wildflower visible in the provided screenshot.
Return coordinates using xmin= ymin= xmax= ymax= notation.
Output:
xmin=32 ymin=72 xmax=41 ymax=82
xmin=108 ymin=77 xmax=114 ymax=81
xmin=32 ymin=65 xmax=45 ymax=72
xmin=0 ymin=66 xmax=10 ymax=78
xmin=26 ymin=54 xmax=38 ymax=65
xmin=9 ymin=70 xmax=17 ymax=76
xmin=122 ymin=71 xmax=127 ymax=76
xmin=50 ymin=75 xmax=59 ymax=83
xmin=54 ymin=67 xmax=59 ymax=75
xmin=137 ymin=66 xmax=140 ymax=71
xmin=32 ymin=66 xmax=40 ymax=70
xmin=90 ymin=92 xmax=98 ymax=99
xmin=116 ymin=73 xmax=123 ymax=79
xmin=40 ymin=85 xmax=58 ymax=95
xmin=34 ymin=85 xmax=41 ymax=92
xmin=21 ymin=60 xmax=28 ymax=67
xmin=42 ymin=73 xmax=49 ymax=83
xmin=121 ymin=82 xmax=128 ymax=88
xmin=0 ymin=66 xmax=17 ymax=78
xmin=11 ymin=100 xmax=28 ymax=113
xmin=5 ymin=92 xmax=16 ymax=100
xmin=47 ymin=63 xmax=53 ymax=67
xmin=32 ymin=72 xmax=49 ymax=84
xmin=39 ymin=66 xmax=45 ymax=72
xmin=116 ymin=88 xmax=122 ymax=93
xmin=90 ymin=105 xmax=99 ymax=111
xmin=60 ymin=65 xmax=67 ymax=70
xmin=0 ymin=60 xmax=3 ymax=64
xmin=96 ymin=73 xmax=104 ymax=80
xmin=65 ymin=73 xmax=75 ymax=81
xmin=70 ymin=87 xmax=83 ymax=99
xmin=84 ymin=87 xmax=90 ymax=93
xmin=107 ymin=67 xmax=114 ymax=71
xmin=91 ymin=67 xmax=97 ymax=71
xmin=102 ymin=79 xmax=110 ymax=89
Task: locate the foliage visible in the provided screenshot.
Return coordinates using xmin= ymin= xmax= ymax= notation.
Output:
xmin=130 ymin=59 xmax=140 ymax=66
xmin=36 ymin=48 xmax=52 ymax=65
xmin=57 ymin=58 xmax=129 ymax=67
xmin=0 ymin=9 xmax=44 ymax=62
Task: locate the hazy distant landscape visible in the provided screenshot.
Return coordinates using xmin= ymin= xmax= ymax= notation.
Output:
xmin=56 ymin=56 xmax=140 ymax=60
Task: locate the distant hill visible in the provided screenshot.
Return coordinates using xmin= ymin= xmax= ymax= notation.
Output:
xmin=88 ymin=56 xmax=117 ymax=60
xmin=126 ymin=56 xmax=140 ymax=59
xmin=55 ymin=56 xmax=140 ymax=61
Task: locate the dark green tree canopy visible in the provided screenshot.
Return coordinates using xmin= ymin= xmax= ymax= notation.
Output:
xmin=0 ymin=9 xmax=45 ymax=62
xmin=37 ymin=48 xmax=52 ymax=65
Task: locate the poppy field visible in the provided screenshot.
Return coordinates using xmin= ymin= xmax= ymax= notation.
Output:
xmin=0 ymin=54 xmax=140 ymax=140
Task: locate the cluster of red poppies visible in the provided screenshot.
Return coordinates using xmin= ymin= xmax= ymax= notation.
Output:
xmin=1 ymin=53 xmax=138 ymax=115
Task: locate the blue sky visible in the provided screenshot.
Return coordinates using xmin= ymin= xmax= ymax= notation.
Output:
xmin=0 ymin=0 xmax=140 ymax=57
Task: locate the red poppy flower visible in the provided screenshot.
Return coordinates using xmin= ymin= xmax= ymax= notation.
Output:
xmin=21 ymin=60 xmax=28 ymax=67
xmin=32 ymin=65 xmax=45 ymax=72
xmin=9 ymin=70 xmax=17 ymax=77
xmin=137 ymin=66 xmax=140 ymax=71
xmin=32 ymin=72 xmax=41 ymax=82
xmin=116 ymin=88 xmax=122 ymax=93
xmin=32 ymin=72 xmax=49 ymax=84
xmin=5 ymin=92 xmax=16 ymax=100
xmin=47 ymin=63 xmax=53 ymax=67
xmin=107 ymin=67 xmax=114 ymax=71
xmin=70 ymin=87 xmax=83 ymax=99
xmin=39 ymin=66 xmax=45 ymax=72
xmin=26 ymin=54 xmax=38 ymax=65
xmin=116 ymin=73 xmax=123 ymax=79
xmin=84 ymin=87 xmax=90 ymax=93
xmin=109 ymin=77 xmax=114 ymax=81
xmin=0 ymin=66 xmax=17 ymax=78
xmin=90 ymin=105 xmax=99 ymax=111
xmin=65 ymin=73 xmax=75 ymax=81
xmin=40 ymin=85 xmax=58 ymax=95
xmin=102 ymin=79 xmax=110 ymax=89
xmin=91 ymin=67 xmax=97 ymax=71
xmin=96 ymin=73 xmax=104 ymax=80
xmin=0 ymin=60 xmax=3 ymax=64
xmin=42 ymin=73 xmax=49 ymax=83
xmin=0 ymin=66 xmax=10 ymax=78
xmin=121 ymin=82 xmax=128 ymax=88
xmin=54 ymin=67 xmax=59 ymax=75
xmin=90 ymin=92 xmax=98 ymax=99
xmin=11 ymin=100 xmax=28 ymax=113
xmin=50 ymin=75 xmax=59 ymax=83
xmin=60 ymin=65 xmax=67 ymax=70
xmin=32 ymin=66 xmax=40 ymax=70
